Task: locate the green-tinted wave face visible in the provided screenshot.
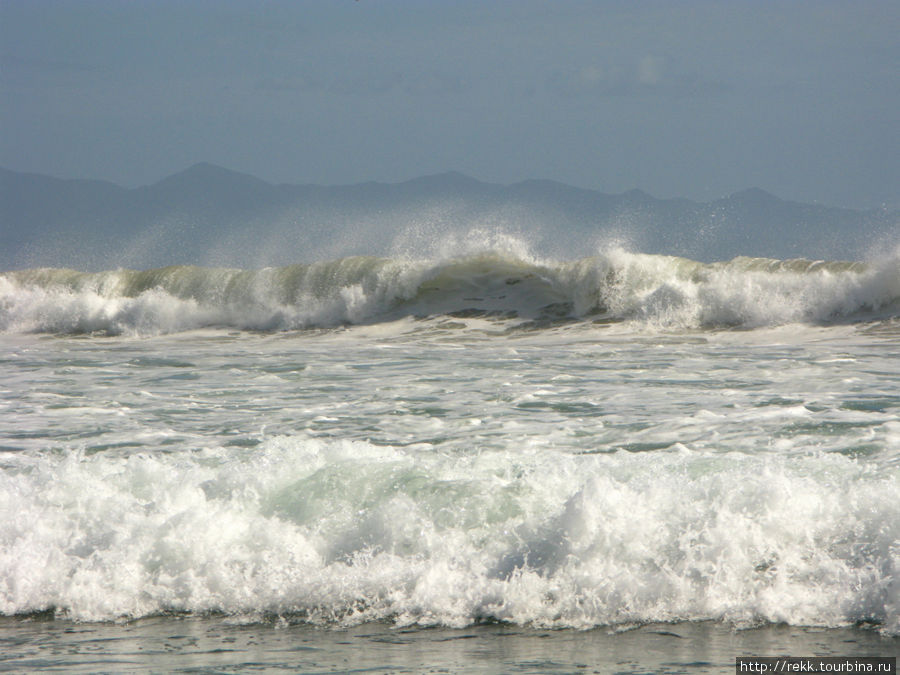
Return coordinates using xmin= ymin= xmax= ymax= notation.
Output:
xmin=1 ymin=249 xmax=898 ymax=335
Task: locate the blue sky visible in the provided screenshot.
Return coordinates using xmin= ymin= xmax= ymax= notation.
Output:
xmin=2 ymin=0 xmax=898 ymax=208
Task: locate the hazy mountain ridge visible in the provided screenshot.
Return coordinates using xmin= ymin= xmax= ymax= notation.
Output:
xmin=2 ymin=164 xmax=896 ymax=271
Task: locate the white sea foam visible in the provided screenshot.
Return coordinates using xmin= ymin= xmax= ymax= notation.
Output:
xmin=0 ymin=436 xmax=896 ymax=631
xmin=2 ymin=286 xmax=898 ymax=635
xmin=1 ymin=246 xmax=897 ymax=335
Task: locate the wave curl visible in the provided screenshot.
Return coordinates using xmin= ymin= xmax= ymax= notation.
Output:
xmin=2 ymin=249 xmax=898 ymax=335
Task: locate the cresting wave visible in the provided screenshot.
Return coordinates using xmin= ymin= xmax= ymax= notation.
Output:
xmin=1 ymin=436 xmax=897 ymax=632
xmin=2 ymin=248 xmax=899 ymax=335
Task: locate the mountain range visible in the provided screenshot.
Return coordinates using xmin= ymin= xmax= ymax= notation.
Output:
xmin=2 ymin=163 xmax=896 ymax=270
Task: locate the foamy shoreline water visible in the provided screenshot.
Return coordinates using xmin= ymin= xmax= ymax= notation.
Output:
xmin=2 ymin=317 xmax=898 ymax=633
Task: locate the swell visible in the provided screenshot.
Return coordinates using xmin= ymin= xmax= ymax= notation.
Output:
xmin=1 ymin=249 xmax=898 ymax=335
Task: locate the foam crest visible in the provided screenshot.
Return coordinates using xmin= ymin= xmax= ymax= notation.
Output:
xmin=0 ymin=259 xmax=428 ymax=335
xmin=1 ymin=247 xmax=897 ymax=334
xmin=0 ymin=437 xmax=897 ymax=632
xmin=556 ymin=249 xmax=900 ymax=329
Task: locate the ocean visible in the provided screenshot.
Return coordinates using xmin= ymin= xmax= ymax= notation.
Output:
xmin=1 ymin=246 xmax=899 ymax=672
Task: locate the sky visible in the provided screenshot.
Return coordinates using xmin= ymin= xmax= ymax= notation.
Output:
xmin=1 ymin=0 xmax=898 ymax=209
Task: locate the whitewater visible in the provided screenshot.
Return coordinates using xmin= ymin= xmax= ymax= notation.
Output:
xmin=2 ymin=244 xmax=899 ymax=671
xmin=3 ymin=247 xmax=899 ymax=335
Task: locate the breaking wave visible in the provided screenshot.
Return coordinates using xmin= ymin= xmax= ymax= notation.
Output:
xmin=2 ymin=248 xmax=899 ymax=335
xmin=2 ymin=435 xmax=897 ymax=631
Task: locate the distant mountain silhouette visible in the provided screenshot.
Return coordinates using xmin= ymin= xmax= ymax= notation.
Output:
xmin=1 ymin=163 xmax=896 ymax=270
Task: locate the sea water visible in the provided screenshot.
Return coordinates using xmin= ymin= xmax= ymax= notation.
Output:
xmin=1 ymin=247 xmax=899 ymax=671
